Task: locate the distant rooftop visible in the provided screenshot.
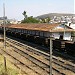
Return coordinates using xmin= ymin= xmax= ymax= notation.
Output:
xmin=0 ymin=16 xmax=7 ymax=20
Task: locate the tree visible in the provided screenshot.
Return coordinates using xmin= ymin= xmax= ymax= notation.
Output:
xmin=21 ymin=11 xmax=40 ymax=23
xmin=21 ymin=16 xmax=40 ymax=23
xmin=22 ymin=11 xmax=27 ymax=19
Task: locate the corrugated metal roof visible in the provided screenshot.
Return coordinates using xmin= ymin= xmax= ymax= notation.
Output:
xmin=6 ymin=23 xmax=74 ymax=32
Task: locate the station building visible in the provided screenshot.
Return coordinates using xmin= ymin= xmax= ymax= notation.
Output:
xmin=4 ymin=23 xmax=74 ymax=41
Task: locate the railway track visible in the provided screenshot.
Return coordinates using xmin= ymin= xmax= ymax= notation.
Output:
xmin=0 ymin=37 xmax=75 ymax=75
xmin=6 ymin=37 xmax=75 ymax=75
xmin=6 ymin=38 xmax=64 ymax=75
xmin=6 ymin=37 xmax=75 ymax=74
xmin=0 ymin=44 xmax=48 ymax=75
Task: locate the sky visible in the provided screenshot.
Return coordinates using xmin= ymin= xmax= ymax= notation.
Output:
xmin=0 ymin=0 xmax=74 ymax=20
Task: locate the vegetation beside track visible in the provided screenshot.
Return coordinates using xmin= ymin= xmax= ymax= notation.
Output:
xmin=0 ymin=55 xmax=19 ymax=75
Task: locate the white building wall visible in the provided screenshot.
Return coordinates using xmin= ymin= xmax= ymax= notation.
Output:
xmin=64 ymin=32 xmax=71 ymax=40
xmin=52 ymin=32 xmax=71 ymax=40
xmin=37 ymin=31 xmax=71 ymax=40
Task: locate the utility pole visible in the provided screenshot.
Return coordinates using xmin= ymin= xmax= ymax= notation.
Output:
xmin=50 ymin=37 xmax=53 ymax=75
xmin=3 ymin=3 xmax=7 ymax=71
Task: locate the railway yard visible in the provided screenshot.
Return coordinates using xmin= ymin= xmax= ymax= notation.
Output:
xmin=0 ymin=37 xmax=75 ymax=75
xmin=0 ymin=23 xmax=75 ymax=75
xmin=0 ymin=0 xmax=75 ymax=74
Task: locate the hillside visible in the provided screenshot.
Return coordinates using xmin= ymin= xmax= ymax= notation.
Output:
xmin=36 ymin=13 xmax=75 ymax=19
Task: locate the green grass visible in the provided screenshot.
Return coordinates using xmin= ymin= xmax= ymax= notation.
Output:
xmin=0 ymin=55 xmax=19 ymax=75
xmin=0 ymin=64 xmax=18 ymax=75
